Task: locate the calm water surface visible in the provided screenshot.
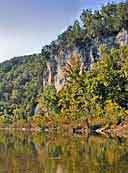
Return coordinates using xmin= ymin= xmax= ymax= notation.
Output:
xmin=0 ymin=132 xmax=128 ymax=173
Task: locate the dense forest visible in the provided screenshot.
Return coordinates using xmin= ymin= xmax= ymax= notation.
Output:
xmin=0 ymin=1 xmax=128 ymax=128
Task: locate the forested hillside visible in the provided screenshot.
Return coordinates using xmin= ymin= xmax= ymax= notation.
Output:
xmin=0 ymin=1 xmax=128 ymax=126
xmin=0 ymin=54 xmax=47 ymax=119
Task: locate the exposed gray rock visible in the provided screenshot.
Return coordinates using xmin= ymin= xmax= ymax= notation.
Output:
xmin=116 ymin=29 xmax=128 ymax=46
xmin=43 ymin=30 xmax=128 ymax=92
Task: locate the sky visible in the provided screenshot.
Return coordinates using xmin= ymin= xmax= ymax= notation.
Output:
xmin=0 ymin=0 xmax=124 ymax=62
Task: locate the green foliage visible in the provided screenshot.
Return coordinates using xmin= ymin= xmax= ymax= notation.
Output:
xmin=57 ymin=46 xmax=128 ymax=123
xmin=0 ymin=54 xmax=47 ymax=119
xmin=40 ymin=85 xmax=60 ymax=116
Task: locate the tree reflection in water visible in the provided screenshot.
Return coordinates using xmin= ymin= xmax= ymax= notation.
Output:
xmin=0 ymin=132 xmax=128 ymax=173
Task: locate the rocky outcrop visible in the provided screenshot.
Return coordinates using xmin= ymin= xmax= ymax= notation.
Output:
xmin=116 ymin=29 xmax=128 ymax=46
xmin=95 ymin=118 xmax=128 ymax=138
xmin=42 ymin=30 xmax=128 ymax=92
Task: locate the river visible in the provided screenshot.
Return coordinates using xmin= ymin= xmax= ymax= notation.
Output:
xmin=0 ymin=132 xmax=128 ymax=173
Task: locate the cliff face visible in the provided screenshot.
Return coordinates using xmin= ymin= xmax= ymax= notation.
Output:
xmin=43 ymin=30 xmax=128 ymax=92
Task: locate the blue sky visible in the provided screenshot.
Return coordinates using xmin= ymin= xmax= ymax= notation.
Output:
xmin=0 ymin=0 xmax=124 ymax=62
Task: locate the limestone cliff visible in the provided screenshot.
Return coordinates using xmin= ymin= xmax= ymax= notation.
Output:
xmin=43 ymin=29 xmax=128 ymax=92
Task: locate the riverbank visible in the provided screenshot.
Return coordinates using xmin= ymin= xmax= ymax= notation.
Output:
xmin=0 ymin=117 xmax=128 ymax=138
xmin=96 ymin=119 xmax=128 ymax=138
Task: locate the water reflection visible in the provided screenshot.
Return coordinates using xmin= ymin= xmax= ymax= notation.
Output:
xmin=0 ymin=132 xmax=127 ymax=173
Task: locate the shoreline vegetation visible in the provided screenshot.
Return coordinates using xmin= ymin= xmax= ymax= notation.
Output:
xmin=0 ymin=2 xmax=128 ymax=137
xmin=0 ymin=115 xmax=128 ymax=138
xmin=0 ymin=124 xmax=128 ymax=139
